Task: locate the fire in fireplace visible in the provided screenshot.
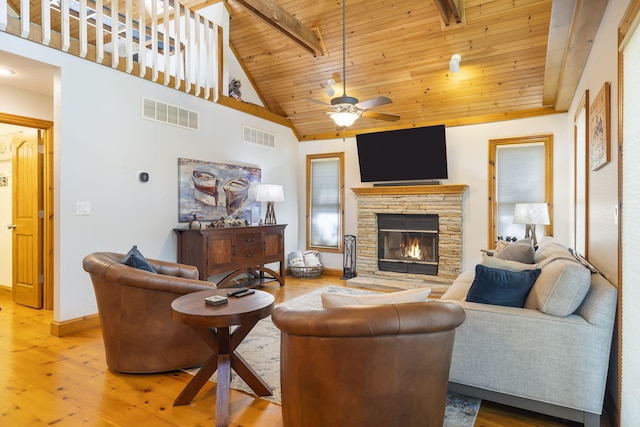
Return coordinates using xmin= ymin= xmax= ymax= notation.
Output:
xmin=377 ymin=214 xmax=439 ymax=275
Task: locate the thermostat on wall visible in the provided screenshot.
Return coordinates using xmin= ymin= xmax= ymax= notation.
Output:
xmin=138 ymin=171 xmax=150 ymax=183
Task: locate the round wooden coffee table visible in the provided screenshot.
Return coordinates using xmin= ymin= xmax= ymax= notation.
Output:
xmin=171 ymin=289 xmax=275 ymax=427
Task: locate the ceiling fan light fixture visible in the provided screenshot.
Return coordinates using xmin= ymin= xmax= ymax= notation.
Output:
xmin=330 ymin=111 xmax=360 ymax=127
xmin=449 ymin=54 xmax=462 ymax=73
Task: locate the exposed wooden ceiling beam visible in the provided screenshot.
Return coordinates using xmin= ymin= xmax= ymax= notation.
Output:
xmin=543 ymin=0 xmax=608 ymax=110
xmin=432 ymin=0 xmax=462 ymax=26
xmin=231 ymin=0 xmax=323 ymax=56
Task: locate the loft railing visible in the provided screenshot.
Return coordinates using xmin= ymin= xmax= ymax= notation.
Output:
xmin=0 ymin=0 xmax=220 ymax=100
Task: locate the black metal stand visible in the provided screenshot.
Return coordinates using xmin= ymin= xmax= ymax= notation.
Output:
xmin=340 ymin=235 xmax=357 ymax=279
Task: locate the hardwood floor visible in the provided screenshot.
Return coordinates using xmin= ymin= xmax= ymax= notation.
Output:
xmin=0 ymin=278 xmax=611 ymax=426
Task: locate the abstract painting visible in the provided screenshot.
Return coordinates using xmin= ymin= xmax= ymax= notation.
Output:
xmin=178 ymin=158 xmax=261 ymax=223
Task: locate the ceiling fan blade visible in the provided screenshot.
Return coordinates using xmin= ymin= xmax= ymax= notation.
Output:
xmin=361 ymin=110 xmax=401 ymax=122
xmin=356 ymin=96 xmax=393 ymax=110
xmin=305 ymin=97 xmax=332 ymax=106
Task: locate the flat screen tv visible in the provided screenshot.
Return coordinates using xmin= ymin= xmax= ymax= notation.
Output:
xmin=356 ymin=125 xmax=448 ymax=183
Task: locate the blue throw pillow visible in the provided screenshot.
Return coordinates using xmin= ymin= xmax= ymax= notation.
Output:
xmin=120 ymin=245 xmax=156 ymax=273
xmin=466 ymin=264 xmax=541 ymax=308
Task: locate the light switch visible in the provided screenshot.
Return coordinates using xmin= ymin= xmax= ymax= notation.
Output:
xmin=76 ymin=201 xmax=91 ymax=215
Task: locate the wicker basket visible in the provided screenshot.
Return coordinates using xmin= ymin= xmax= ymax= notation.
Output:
xmin=290 ymin=265 xmax=324 ymax=279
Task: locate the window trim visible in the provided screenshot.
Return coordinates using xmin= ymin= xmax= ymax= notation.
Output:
xmin=488 ymin=135 xmax=554 ymax=248
xmin=574 ymin=91 xmax=590 ymax=257
xmin=306 ymin=152 xmax=344 ymax=253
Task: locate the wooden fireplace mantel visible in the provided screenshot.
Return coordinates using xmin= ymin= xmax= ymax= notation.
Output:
xmin=351 ymin=184 xmax=468 ymax=196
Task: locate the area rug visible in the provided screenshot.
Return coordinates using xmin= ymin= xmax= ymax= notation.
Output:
xmin=187 ymin=285 xmax=481 ymax=426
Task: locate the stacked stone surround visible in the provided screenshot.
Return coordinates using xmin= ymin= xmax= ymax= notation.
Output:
xmin=351 ymin=185 xmax=468 ymax=286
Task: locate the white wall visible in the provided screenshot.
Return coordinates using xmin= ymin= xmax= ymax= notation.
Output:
xmin=565 ymin=0 xmax=630 ymax=421
xmin=567 ymin=0 xmax=625 ymax=285
xmin=1 ymin=33 xmax=299 ymax=322
xmin=298 ymin=113 xmax=571 ymax=274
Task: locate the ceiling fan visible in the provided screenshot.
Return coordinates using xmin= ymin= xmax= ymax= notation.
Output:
xmin=308 ymin=0 xmax=401 ymax=127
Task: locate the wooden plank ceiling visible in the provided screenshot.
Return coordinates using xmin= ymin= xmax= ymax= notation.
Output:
xmin=219 ymin=0 xmax=557 ymax=140
xmin=207 ymin=0 xmax=603 ymax=140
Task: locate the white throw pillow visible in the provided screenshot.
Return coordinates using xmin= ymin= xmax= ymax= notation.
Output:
xmin=321 ymin=288 xmax=431 ymax=309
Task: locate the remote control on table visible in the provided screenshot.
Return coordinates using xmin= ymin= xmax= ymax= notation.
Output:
xmin=227 ymin=287 xmax=248 ymax=297
xmin=233 ymin=289 xmax=255 ymax=298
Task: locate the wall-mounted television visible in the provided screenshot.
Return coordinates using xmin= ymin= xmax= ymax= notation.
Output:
xmin=356 ymin=125 xmax=448 ymax=183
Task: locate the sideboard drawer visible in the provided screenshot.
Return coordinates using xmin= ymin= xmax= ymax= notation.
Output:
xmin=235 ymin=232 xmax=262 ymax=249
xmin=236 ymin=247 xmax=262 ymax=262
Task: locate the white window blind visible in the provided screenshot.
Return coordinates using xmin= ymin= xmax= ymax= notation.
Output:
xmin=308 ymin=156 xmax=342 ymax=249
xmin=621 ymin=21 xmax=640 ymax=425
xmin=496 ymin=143 xmax=546 ymax=240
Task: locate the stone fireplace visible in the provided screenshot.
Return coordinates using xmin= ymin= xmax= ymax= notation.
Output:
xmin=351 ymin=185 xmax=468 ymax=288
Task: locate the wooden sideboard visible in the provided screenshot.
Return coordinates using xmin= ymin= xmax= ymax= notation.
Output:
xmin=174 ymin=224 xmax=286 ymax=287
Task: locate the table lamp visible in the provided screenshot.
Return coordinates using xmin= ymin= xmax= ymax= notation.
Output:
xmin=513 ymin=203 xmax=550 ymax=246
xmin=256 ymin=184 xmax=284 ymax=224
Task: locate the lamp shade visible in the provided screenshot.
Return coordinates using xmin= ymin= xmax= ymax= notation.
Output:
xmin=330 ymin=111 xmax=359 ymax=127
xmin=513 ymin=203 xmax=550 ymax=225
xmin=256 ymin=184 xmax=284 ymax=202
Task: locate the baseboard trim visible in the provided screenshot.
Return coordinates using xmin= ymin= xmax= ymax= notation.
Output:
xmin=50 ymin=313 xmax=100 ymax=337
xmin=321 ymin=267 xmax=342 ymax=277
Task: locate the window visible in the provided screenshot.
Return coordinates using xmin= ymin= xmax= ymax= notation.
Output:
xmin=306 ymin=153 xmax=344 ymax=252
xmin=488 ymin=135 xmax=553 ymax=247
xmin=621 ymin=7 xmax=640 ymax=422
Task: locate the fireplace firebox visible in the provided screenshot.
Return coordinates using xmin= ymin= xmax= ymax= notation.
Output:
xmin=377 ymin=214 xmax=439 ymax=275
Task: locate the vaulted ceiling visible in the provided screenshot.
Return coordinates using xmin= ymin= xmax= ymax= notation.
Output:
xmin=4 ymin=0 xmax=607 ymax=141
xmin=186 ymin=0 xmax=607 ymax=140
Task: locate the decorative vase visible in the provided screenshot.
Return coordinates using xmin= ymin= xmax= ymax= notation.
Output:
xmin=189 ymin=214 xmax=201 ymax=229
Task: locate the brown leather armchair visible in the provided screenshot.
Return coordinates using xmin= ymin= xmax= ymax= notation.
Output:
xmin=83 ymin=252 xmax=216 ymax=373
xmin=272 ymin=301 xmax=466 ymax=427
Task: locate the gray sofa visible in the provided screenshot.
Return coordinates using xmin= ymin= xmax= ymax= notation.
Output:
xmin=441 ymin=237 xmax=617 ymax=427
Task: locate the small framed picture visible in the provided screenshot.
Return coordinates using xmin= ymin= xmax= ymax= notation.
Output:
xmin=589 ymin=82 xmax=611 ymax=171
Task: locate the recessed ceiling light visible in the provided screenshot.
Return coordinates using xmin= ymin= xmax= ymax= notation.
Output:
xmin=0 ymin=67 xmax=15 ymax=76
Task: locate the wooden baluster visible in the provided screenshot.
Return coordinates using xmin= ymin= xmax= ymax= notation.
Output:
xmin=79 ymin=0 xmax=87 ymax=57
xmin=125 ymin=0 xmax=132 ymax=73
xmin=41 ymin=0 xmax=51 ymax=44
xmin=111 ymin=0 xmax=118 ymax=68
xmin=96 ymin=0 xmax=104 ymax=63
xmin=151 ymin=0 xmax=158 ymax=82
xmin=138 ymin=0 xmax=146 ymax=77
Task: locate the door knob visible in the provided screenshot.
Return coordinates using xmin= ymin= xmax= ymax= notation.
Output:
xmin=7 ymin=224 xmax=16 ymax=229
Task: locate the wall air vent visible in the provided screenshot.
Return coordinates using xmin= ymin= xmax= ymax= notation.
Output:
xmin=243 ymin=125 xmax=275 ymax=148
xmin=142 ymin=97 xmax=199 ymax=130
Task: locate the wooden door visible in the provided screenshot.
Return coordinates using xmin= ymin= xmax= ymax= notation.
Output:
xmin=11 ymin=130 xmax=42 ymax=308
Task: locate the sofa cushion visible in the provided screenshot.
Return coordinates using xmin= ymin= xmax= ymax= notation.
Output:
xmin=441 ymin=271 xmax=475 ymax=301
xmin=524 ymin=259 xmax=591 ymax=317
xmin=481 ymin=255 xmax=539 ymax=272
xmin=494 ymin=238 xmax=535 ymax=263
xmin=466 ymin=264 xmax=541 ymax=308
xmin=321 ymin=288 xmax=431 ymax=309
xmin=533 ymin=237 xmax=573 ymax=264
xmin=120 ymin=245 xmax=156 ymax=273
